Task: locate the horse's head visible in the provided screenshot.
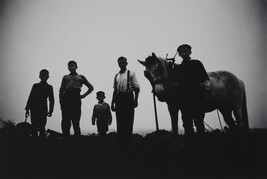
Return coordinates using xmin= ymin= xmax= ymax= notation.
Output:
xmin=138 ymin=52 xmax=169 ymax=102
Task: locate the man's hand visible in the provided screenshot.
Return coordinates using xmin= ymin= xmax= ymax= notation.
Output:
xmin=111 ymin=103 xmax=116 ymax=112
xmin=134 ymin=100 xmax=138 ymax=108
xmin=80 ymin=94 xmax=86 ymax=99
xmin=25 ymin=110 xmax=30 ymax=118
xmin=47 ymin=112 xmax=52 ymax=117
xmin=92 ymin=121 xmax=95 ymax=125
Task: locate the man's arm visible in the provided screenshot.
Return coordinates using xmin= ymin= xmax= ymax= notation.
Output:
xmin=107 ymin=104 xmax=112 ymax=125
xmin=133 ymin=90 xmax=139 ymax=108
xmin=59 ymin=76 xmax=66 ymax=108
xmin=111 ymin=89 xmax=117 ymax=111
xmin=195 ymin=60 xmax=210 ymax=90
xmin=131 ymin=71 xmax=140 ymax=108
xmin=47 ymin=86 xmax=55 ymax=117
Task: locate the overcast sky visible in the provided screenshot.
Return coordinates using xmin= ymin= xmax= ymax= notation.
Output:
xmin=0 ymin=0 xmax=266 ymax=135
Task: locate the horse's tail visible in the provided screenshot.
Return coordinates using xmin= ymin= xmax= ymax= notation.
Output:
xmin=242 ymin=85 xmax=249 ymax=133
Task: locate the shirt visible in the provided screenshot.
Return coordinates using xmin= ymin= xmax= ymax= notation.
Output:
xmin=25 ymin=81 xmax=54 ymax=114
xmin=92 ymin=102 xmax=112 ymax=124
xmin=59 ymin=73 xmax=93 ymax=95
xmin=113 ymin=70 xmax=140 ymax=94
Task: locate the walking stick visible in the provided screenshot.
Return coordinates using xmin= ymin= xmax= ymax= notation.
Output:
xmin=152 ymin=89 xmax=159 ymax=131
xmin=143 ymin=70 xmax=159 ymax=131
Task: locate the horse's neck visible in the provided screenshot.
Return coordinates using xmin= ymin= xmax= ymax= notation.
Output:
xmin=166 ymin=62 xmax=181 ymax=82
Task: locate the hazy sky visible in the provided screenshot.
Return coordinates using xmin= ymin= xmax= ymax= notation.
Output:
xmin=0 ymin=0 xmax=266 ymax=134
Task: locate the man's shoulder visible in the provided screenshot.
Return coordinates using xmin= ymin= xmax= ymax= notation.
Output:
xmin=191 ymin=59 xmax=201 ymax=63
xmin=79 ymin=74 xmax=87 ymax=81
xmin=47 ymin=83 xmax=53 ymax=89
xmin=128 ymin=69 xmax=137 ymax=76
xmin=190 ymin=59 xmax=204 ymax=66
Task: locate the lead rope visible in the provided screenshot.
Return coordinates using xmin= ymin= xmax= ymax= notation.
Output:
xmin=166 ymin=51 xmax=178 ymax=69
xmin=217 ymin=109 xmax=224 ymax=132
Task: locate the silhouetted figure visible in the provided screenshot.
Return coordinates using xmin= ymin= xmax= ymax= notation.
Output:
xmin=177 ymin=44 xmax=210 ymax=139
xmin=111 ymin=56 xmax=140 ymax=149
xmin=25 ymin=69 xmax=54 ymax=138
xmin=59 ymin=61 xmax=94 ymax=137
xmin=92 ymin=91 xmax=112 ymax=137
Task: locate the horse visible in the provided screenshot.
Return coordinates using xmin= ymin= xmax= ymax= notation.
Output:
xmin=138 ymin=52 xmax=249 ymax=137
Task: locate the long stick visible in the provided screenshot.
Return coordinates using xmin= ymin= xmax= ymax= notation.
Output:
xmin=152 ymin=91 xmax=159 ymax=131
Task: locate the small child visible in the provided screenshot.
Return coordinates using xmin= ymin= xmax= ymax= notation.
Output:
xmin=92 ymin=91 xmax=112 ymax=137
xmin=25 ymin=69 xmax=54 ymax=138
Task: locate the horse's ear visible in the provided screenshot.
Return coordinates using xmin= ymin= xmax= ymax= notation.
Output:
xmin=137 ymin=59 xmax=146 ymax=66
xmin=152 ymin=52 xmax=156 ymax=57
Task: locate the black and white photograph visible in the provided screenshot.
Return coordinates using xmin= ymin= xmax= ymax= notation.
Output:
xmin=0 ymin=0 xmax=266 ymax=178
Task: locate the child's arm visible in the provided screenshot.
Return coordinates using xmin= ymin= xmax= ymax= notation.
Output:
xmin=25 ymin=84 xmax=35 ymax=117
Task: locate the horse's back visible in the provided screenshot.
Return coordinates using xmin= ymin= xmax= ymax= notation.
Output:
xmin=207 ymin=71 xmax=245 ymax=109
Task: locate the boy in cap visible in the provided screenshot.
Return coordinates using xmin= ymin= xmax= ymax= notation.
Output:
xmin=59 ymin=60 xmax=94 ymax=137
xmin=177 ymin=44 xmax=210 ymax=139
xmin=25 ymin=69 xmax=54 ymax=138
xmin=92 ymin=91 xmax=112 ymax=137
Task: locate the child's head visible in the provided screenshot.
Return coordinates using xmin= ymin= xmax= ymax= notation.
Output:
xmin=39 ymin=69 xmax=49 ymax=82
xmin=68 ymin=60 xmax=78 ymax=73
xmin=96 ymin=91 xmax=105 ymax=102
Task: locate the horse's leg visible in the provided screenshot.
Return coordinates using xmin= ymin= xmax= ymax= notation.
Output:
xmin=167 ymin=103 xmax=179 ymax=135
xmin=194 ymin=112 xmax=205 ymax=136
xmin=219 ymin=108 xmax=236 ymax=133
xmin=233 ymin=106 xmax=250 ymax=148
xmin=233 ymin=106 xmax=247 ymax=133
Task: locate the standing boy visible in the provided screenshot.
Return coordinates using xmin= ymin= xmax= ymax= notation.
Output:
xmin=111 ymin=56 xmax=140 ymax=148
xmin=92 ymin=91 xmax=112 ymax=137
xmin=59 ymin=61 xmax=94 ymax=137
xmin=25 ymin=69 xmax=54 ymax=138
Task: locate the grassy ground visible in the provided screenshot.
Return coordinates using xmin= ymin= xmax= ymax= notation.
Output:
xmin=0 ymin=129 xmax=266 ymax=179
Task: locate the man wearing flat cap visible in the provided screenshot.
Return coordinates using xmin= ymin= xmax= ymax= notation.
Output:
xmin=177 ymin=44 xmax=210 ymax=141
xmin=111 ymin=56 xmax=140 ymax=149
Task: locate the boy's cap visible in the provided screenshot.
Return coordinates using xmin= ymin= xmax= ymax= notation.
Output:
xmin=177 ymin=44 xmax=192 ymax=52
xmin=96 ymin=91 xmax=105 ymax=98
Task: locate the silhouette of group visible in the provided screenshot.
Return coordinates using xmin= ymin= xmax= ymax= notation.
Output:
xmin=25 ymin=44 xmax=210 ymax=146
xmin=25 ymin=56 xmax=140 ymax=147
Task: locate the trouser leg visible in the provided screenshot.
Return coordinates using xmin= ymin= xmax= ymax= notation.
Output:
xmin=30 ymin=118 xmax=38 ymax=138
xmin=39 ymin=116 xmax=47 ymax=138
xmin=61 ymin=111 xmax=71 ymax=137
xmin=61 ymin=91 xmax=81 ymax=137
xmin=72 ymin=117 xmax=81 ymax=136
xmin=116 ymin=108 xmax=134 ymax=148
xmin=194 ymin=112 xmax=205 ymax=136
